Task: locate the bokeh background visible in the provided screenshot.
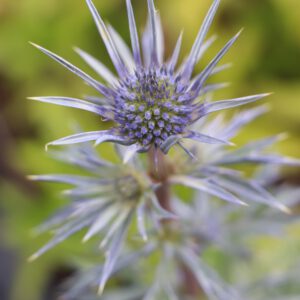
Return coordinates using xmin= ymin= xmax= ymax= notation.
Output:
xmin=0 ymin=0 xmax=299 ymax=299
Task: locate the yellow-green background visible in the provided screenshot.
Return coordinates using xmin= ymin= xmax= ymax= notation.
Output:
xmin=0 ymin=0 xmax=299 ymax=299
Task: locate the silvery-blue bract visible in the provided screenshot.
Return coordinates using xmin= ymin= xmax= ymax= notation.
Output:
xmin=30 ymin=0 xmax=269 ymax=156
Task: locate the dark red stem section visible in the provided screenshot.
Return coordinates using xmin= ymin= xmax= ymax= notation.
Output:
xmin=148 ymin=148 xmax=203 ymax=297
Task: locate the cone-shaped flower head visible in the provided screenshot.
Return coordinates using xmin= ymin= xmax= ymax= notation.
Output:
xmin=30 ymin=0 xmax=269 ymax=155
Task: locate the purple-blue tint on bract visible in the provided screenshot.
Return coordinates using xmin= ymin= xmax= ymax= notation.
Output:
xmin=29 ymin=0 xmax=269 ymax=158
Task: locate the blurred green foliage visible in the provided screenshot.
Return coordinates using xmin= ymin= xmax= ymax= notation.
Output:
xmin=0 ymin=0 xmax=299 ymax=299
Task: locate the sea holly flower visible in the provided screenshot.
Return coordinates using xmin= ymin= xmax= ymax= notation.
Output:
xmin=64 ymin=243 xmax=156 ymax=300
xmin=64 ymin=225 xmax=242 ymax=300
xmin=28 ymin=142 xmax=174 ymax=292
xmin=30 ymin=0 xmax=269 ymax=156
xmin=174 ymin=186 xmax=300 ymax=258
xmin=168 ymin=105 xmax=300 ymax=211
xmin=62 ymin=184 xmax=300 ymax=300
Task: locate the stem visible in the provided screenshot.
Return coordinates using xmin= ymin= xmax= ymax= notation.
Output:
xmin=148 ymin=148 xmax=172 ymax=211
xmin=180 ymin=262 xmax=205 ymax=297
xmin=148 ymin=147 xmax=203 ymax=298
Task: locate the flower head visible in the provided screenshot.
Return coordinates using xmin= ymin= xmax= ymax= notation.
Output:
xmin=28 ymin=142 xmax=175 ymax=292
xmin=168 ymin=105 xmax=300 ymax=211
xmin=30 ymin=0 xmax=268 ymax=156
xmin=64 ymin=183 xmax=300 ymax=300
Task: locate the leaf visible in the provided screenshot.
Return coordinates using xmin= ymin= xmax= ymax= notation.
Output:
xmin=221 ymin=105 xmax=269 ymax=139
xmin=160 ymin=135 xmax=183 ymax=154
xmin=199 ymin=82 xmax=230 ymax=96
xmin=28 ymin=96 xmax=111 ymax=118
xmin=170 ymin=175 xmax=246 ymax=206
xmin=216 ymin=175 xmax=290 ymax=213
xmin=99 ymin=210 xmax=134 ymax=294
xmin=218 ymin=134 xmax=288 ymax=164
xmin=202 ymin=93 xmax=270 ymax=115
xmin=65 ymin=244 xmax=155 ymax=298
xmin=155 ymin=12 xmax=164 ymax=64
xmin=126 ymin=0 xmax=142 ymax=67
xmin=168 ymin=31 xmax=183 ymax=72
xmin=137 ymin=202 xmax=148 ymax=242
xmin=123 ymin=143 xmax=143 ymax=163
xmin=99 ymin=209 xmax=131 ymax=250
xmin=142 ymin=17 xmax=152 ymax=68
xmin=85 ymin=0 xmax=127 ymax=76
xmin=28 ymin=174 xmax=112 ymax=186
xmin=190 ymin=29 xmax=242 ymax=96
xmin=83 ymin=204 xmax=119 ymax=242
xmin=46 ymin=130 xmax=132 ymax=149
xmin=184 ymin=131 xmax=234 ymax=146
xmin=210 ymin=63 xmax=232 ymax=75
xmin=196 ymin=35 xmax=217 ymax=63
xmin=242 ymin=154 xmax=300 ymax=166
xmin=147 ymin=0 xmax=159 ymax=66
xmin=30 ymin=42 xmax=113 ymax=98
xmin=179 ymin=247 xmax=241 ymax=300
xmin=29 ymin=214 xmax=96 ymax=261
xmin=107 ymin=24 xmax=135 ymax=73
xmin=181 ymin=0 xmax=221 ymax=79
xmin=75 ymin=47 xmax=118 ymax=86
